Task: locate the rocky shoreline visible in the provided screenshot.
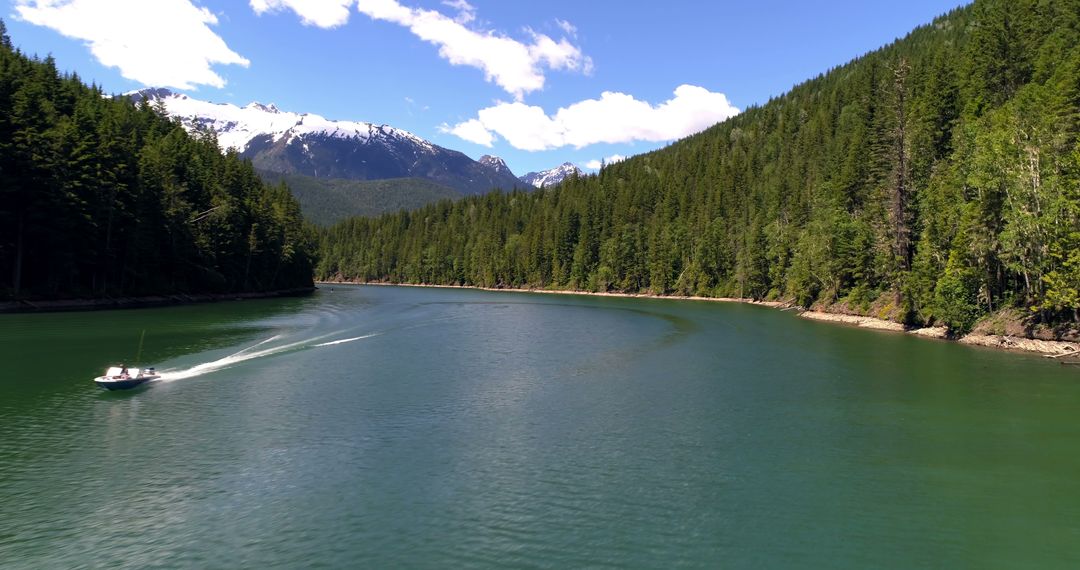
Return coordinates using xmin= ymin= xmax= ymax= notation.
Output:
xmin=0 ymin=287 xmax=317 ymax=314
xmin=797 ymin=311 xmax=1079 ymax=357
xmin=325 ymin=281 xmax=1080 ymax=359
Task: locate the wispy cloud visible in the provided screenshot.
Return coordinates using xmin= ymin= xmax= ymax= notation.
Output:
xmin=250 ymin=0 xmax=354 ymax=28
xmin=555 ymin=19 xmax=576 ymax=37
xmin=447 ymin=85 xmax=740 ymax=151
xmin=440 ymin=0 xmax=475 ymax=24
xmin=247 ymin=1 xmax=588 ymax=100
xmin=356 ymin=0 xmax=589 ymax=100
xmin=15 ymin=0 xmax=249 ymax=89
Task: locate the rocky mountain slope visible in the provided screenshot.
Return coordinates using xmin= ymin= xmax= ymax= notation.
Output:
xmin=519 ymin=162 xmax=583 ymax=188
xmin=130 ymin=88 xmax=524 ymax=196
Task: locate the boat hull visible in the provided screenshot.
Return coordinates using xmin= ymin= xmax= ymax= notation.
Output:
xmin=94 ymin=376 xmax=158 ymax=391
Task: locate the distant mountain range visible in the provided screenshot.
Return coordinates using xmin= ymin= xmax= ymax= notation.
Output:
xmin=520 ymin=162 xmax=583 ymax=188
xmin=129 ymin=88 xmax=524 ymax=196
xmin=129 ymin=89 xmax=585 ymax=222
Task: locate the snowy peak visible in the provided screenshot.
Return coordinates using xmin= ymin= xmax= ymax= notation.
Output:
xmin=478 ymin=155 xmax=514 ymax=178
xmin=128 ymin=88 xmax=434 ymax=155
xmin=520 ymin=162 xmax=583 ymax=188
xmin=245 ymin=101 xmax=280 ymax=114
xmin=127 ymin=87 xmax=178 ymax=103
xmin=125 ymin=88 xmax=525 ymax=196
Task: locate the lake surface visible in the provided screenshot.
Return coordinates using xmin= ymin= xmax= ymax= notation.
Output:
xmin=1 ymin=284 xmax=1078 ymax=568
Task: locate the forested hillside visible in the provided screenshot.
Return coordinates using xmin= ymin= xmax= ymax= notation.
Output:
xmin=257 ymin=172 xmax=461 ymax=226
xmin=319 ymin=0 xmax=1080 ymax=333
xmin=0 ymin=22 xmax=316 ymax=301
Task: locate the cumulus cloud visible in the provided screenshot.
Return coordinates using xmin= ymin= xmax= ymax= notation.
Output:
xmin=250 ymin=0 xmax=354 ymax=28
xmin=585 ymin=154 xmax=626 ymax=170
xmin=448 ymin=85 xmax=740 ymax=151
xmin=441 ymin=118 xmax=494 ymax=147
xmin=15 ymin=0 xmax=249 ymax=89
xmin=356 ymin=0 xmax=589 ymax=100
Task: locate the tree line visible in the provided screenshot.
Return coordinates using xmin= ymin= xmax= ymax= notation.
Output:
xmin=318 ymin=0 xmax=1080 ymax=333
xmin=0 ymin=21 xmax=317 ymax=300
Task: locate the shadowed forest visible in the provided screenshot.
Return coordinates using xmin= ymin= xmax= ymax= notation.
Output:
xmin=0 ymin=20 xmax=316 ymax=301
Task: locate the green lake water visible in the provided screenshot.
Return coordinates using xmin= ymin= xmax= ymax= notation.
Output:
xmin=1 ymin=284 xmax=1078 ymax=568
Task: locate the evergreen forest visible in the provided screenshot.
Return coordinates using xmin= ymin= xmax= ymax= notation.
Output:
xmin=318 ymin=0 xmax=1080 ymax=333
xmin=0 ymin=21 xmax=316 ymax=301
xmin=257 ymin=172 xmax=461 ymax=226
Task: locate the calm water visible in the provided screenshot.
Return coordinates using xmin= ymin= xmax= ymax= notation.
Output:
xmin=1 ymin=285 xmax=1078 ymax=568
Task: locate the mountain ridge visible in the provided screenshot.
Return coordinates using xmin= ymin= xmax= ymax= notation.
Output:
xmin=130 ymin=88 xmax=524 ymax=196
xmin=519 ymin=162 xmax=583 ymax=188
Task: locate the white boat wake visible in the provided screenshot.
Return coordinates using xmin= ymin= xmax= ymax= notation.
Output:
xmin=314 ymin=333 xmax=383 ymax=347
xmin=157 ymin=329 xmax=381 ymax=382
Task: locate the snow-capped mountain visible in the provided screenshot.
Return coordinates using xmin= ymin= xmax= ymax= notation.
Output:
xmin=479 ymin=155 xmax=514 ymax=179
xmin=130 ymin=87 xmax=432 ymax=154
xmin=520 ymin=162 xmax=583 ymax=188
xmin=129 ymin=88 xmax=523 ymax=196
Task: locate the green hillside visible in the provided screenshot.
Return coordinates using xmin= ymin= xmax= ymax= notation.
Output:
xmin=0 ymin=21 xmax=316 ymax=300
xmin=318 ymin=0 xmax=1080 ymax=333
xmin=258 ymin=172 xmax=462 ymax=226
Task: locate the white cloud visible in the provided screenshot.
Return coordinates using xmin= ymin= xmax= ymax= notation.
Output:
xmin=440 ymin=118 xmax=493 ymax=146
xmin=449 ymin=85 xmax=740 ymax=151
xmin=356 ymin=0 xmax=588 ymax=100
xmin=585 ymin=154 xmax=626 ymax=170
xmin=250 ymin=0 xmax=355 ymax=28
xmin=15 ymin=0 xmax=249 ymax=90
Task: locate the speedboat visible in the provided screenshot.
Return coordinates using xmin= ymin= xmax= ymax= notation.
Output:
xmin=94 ymin=366 xmax=160 ymax=391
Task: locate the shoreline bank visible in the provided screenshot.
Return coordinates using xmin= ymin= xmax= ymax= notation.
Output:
xmin=322 ymin=280 xmax=1080 ymax=359
xmin=338 ymin=281 xmax=792 ymax=307
xmin=0 ymin=287 xmax=317 ymax=314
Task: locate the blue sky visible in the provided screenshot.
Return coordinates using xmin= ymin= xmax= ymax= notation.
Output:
xmin=4 ymin=0 xmax=969 ymax=175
